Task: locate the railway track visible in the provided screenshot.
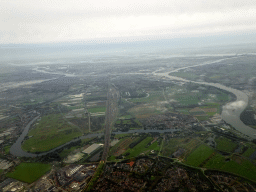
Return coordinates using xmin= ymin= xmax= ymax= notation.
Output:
xmin=101 ymin=87 xmax=119 ymax=162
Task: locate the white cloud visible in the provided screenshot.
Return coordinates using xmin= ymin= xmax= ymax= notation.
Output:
xmin=0 ymin=0 xmax=256 ymax=44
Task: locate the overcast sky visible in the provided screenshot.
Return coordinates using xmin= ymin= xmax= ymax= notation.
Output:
xmin=1 ymin=0 xmax=256 ymax=44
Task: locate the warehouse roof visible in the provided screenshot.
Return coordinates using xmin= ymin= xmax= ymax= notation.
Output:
xmin=82 ymin=143 xmax=103 ymax=155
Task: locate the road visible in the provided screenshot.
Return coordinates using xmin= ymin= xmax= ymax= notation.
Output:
xmin=101 ymin=87 xmax=119 ymax=162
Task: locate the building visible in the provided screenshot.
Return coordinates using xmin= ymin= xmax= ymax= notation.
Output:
xmin=82 ymin=144 xmax=103 ymax=155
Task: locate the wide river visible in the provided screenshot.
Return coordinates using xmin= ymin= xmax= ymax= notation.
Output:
xmin=153 ymin=56 xmax=256 ymax=140
xmin=10 ymin=56 xmax=256 ymax=157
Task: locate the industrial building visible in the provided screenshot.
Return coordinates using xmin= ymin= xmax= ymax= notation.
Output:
xmin=82 ymin=144 xmax=103 ymax=155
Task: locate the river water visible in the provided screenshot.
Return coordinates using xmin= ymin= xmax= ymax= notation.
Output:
xmin=152 ymin=56 xmax=256 ymax=139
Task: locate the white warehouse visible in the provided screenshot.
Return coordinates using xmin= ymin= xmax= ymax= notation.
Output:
xmin=82 ymin=143 xmax=103 ymax=155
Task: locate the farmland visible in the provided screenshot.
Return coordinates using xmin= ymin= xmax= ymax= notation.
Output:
xmin=215 ymin=136 xmax=238 ymax=153
xmin=162 ymin=137 xmax=201 ymax=158
xmin=185 ymin=144 xmax=215 ymax=167
xmin=22 ymin=114 xmax=82 ymax=152
xmin=242 ymin=147 xmax=256 ymax=157
xmin=125 ymin=136 xmax=160 ymax=158
xmin=6 ymin=163 xmax=51 ymax=183
xmin=204 ymin=154 xmax=256 ymax=182
xmin=87 ymin=107 xmax=106 ymax=113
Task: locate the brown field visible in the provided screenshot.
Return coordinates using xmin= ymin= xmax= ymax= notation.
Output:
xmin=110 ymin=138 xmax=133 ymax=156
xmin=189 ymin=107 xmax=203 ymax=112
xmin=201 ymin=108 xmax=217 ymax=112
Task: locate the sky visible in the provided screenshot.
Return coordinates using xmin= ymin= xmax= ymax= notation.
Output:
xmin=1 ymin=0 xmax=256 ymax=44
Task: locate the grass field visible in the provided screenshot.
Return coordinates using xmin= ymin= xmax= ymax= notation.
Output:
xmin=171 ymin=72 xmax=200 ymax=81
xmin=242 ymin=148 xmax=256 ymax=157
xmin=125 ymin=137 xmax=160 ymax=158
xmin=87 ymin=107 xmax=106 ymax=113
xmin=119 ymin=115 xmax=132 ymax=119
xmin=4 ymin=145 xmax=10 ymax=154
xmin=129 ymin=91 xmax=164 ymax=103
xmin=185 ymin=144 xmax=215 ymax=167
xmin=215 ymin=136 xmax=237 ymax=153
xmin=22 ymin=114 xmax=82 ymax=152
xmin=6 ymin=163 xmax=51 ymax=183
xmin=162 ymin=138 xmax=201 ymax=158
xmin=128 ymin=104 xmax=164 ymax=119
xmin=202 ymin=103 xmax=221 ymax=113
xmin=174 ymin=93 xmax=201 ymax=106
xmin=196 ymin=116 xmax=209 ymax=121
xmin=59 ymin=146 xmax=80 ymax=158
xmin=204 ymin=154 xmax=256 ymax=182
xmin=162 ymin=138 xmax=187 ymax=156
xmin=67 ymin=105 xmax=84 ymax=110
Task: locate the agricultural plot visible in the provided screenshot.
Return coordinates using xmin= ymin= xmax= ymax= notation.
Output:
xmin=162 ymin=138 xmax=188 ymax=157
xmin=119 ymin=114 xmax=132 ymax=119
xmin=109 ymin=137 xmax=134 ymax=157
xmin=6 ymin=163 xmax=51 ymax=183
xmin=129 ymin=91 xmax=164 ymax=103
xmin=4 ymin=145 xmax=10 ymax=154
xmin=22 ymin=114 xmax=82 ymax=152
xmin=185 ymin=144 xmax=215 ymax=167
xmin=162 ymin=137 xmax=201 ymax=158
xmin=87 ymin=107 xmax=106 ymax=113
xmin=242 ymin=147 xmax=256 ymax=158
xmin=125 ymin=137 xmax=160 ymax=158
xmin=86 ymin=100 xmax=106 ymax=117
xmin=174 ymin=92 xmax=202 ymax=106
xmin=171 ymin=72 xmax=200 ymax=81
xmin=204 ymin=154 xmax=256 ymax=182
xmin=128 ymin=103 xmax=167 ymax=119
xmin=69 ymin=118 xmax=89 ymax=133
xmin=114 ymin=117 xmax=142 ymax=131
xmin=196 ymin=116 xmax=210 ymax=121
xmin=215 ymin=136 xmax=238 ymax=153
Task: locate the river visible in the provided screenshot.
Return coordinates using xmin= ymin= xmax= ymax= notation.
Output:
xmin=152 ymin=56 xmax=256 ymax=139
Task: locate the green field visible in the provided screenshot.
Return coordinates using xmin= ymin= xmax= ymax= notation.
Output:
xmin=59 ymin=146 xmax=80 ymax=158
xmin=204 ymin=154 xmax=256 ymax=182
xmin=174 ymin=93 xmax=201 ymax=106
xmin=122 ymin=120 xmax=132 ymax=124
xmin=171 ymin=71 xmax=200 ymax=80
xmin=129 ymin=91 xmax=164 ymax=103
xmin=115 ymin=120 xmax=121 ymax=124
xmin=125 ymin=137 xmax=160 ymax=158
xmin=67 ymin=105 xmax=84 ymax=110
xmin=119 ymin=115 xmax=132 ymax=119
xmin=87 ymin=107 xmax=106 ymax=113
xmin=162 ymin=138 xmax=201 ymax=158
xmin=215 ymin=136 xmax=237 ymax=153
xmin=22 ymin=114 xmax=82 ymax=152
xmin=4 ymin=145 xmax=10 ymax=154
xmin=185 ymin=144 xmax=215 ymax=167
xmin=196 ymin=116 xmax=209 ymax=121
xmin=6 ymin=163 xmax=51 ymax=183
xmin=242 ymin=147 xmax=256 ymax=157
xmin=176 ymin=108 xmax=190 ymax=115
